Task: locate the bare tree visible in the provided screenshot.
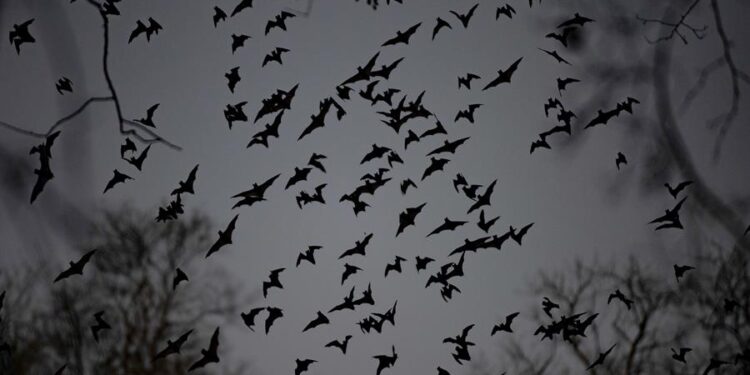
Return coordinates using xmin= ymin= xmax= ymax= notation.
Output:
xmin=0 ymin=207 xmax=251 ymax=375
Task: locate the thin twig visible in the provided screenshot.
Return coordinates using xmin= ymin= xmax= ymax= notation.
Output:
xmin=636 ymin=0 xmax=707 ymax=44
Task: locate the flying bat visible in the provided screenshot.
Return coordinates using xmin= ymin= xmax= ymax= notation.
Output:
xmin=213 ymin=6 xmax=227 ymax=27
xmin=103 ymin=169 xmax=132 ymax=194
xmin=325 ymin=335 xmax=352 ymax=354
xmin=302 ymin=311 xmax=329 ymax=332
xmin=171 ymin=164 xmax=199 ymax=196
xmin=154 ymin=329 xmax=193 ymax=361
xmin=538 ymin=48 xmax=571 ymax=65
xmin=29 ymin=131 xmax=61 ymax=203
xmin=188 ymin=327 xmax=220 ymax=372
xmin=422 ymin=157 xmax=450 ymax=180
xmin=205 ymin=215 xmax=239 ymax=258
xmin=428 ymin=217 xmax=467 ymax=237
xmin=615 ymin=152 xmax=627 ymax=170
xmin=477 ymin=210 xmax=499 ymax=233
xmin=128 ymin=18 xmax=162 ymax=43
xmin=455 ymin=104 xmax=482 ymax=123
xmin=264 ymin=307 xmax=283 ymax=334
xmin=265 ymin=11 xmax=296 ymax=35
xmin=665 ymin=180 xmax=693 ymax=199
xmin=262 ymin=268 xmax=285 ymax=298
xmin=558 ymin=13 xmax=594 ymax=28
xmin=450 ymin=3 xmax=479 ymax=28
xmin=432 ymin=17 xmax=452 ymax=40
xmin=240 ymin=307 xmax=265 ymax=331
xmin=230 ymin=34 xmax=251 ymax=53
xmin=296 ymin=245 xmax=322 ymax=267
xmin=384 ymin=256 xmax=406 ymax=277
xmin=427 ymin=137 xmax=469 ymax=156
xmin=9 ymin=18 xmax=35 ymax=54
xmin=382 ymin=22 xmax=421 ymax=46
xmin=467 ymin=179 xmax=497 ymax=214
xmin=483 ymin=57 xmax=523 ymax=90
xmin=496 ymin=4 xmax=516 ymax=19
xmin=458 ymin=73 xmax=480 ymax=89
xmin=491 ymin=311 xmax=520 ymax=335
xmin=231 ymin=0 xmax=254 ymax=17
xmin=56 ymin=77 xmax=73 ymax=95
xmin=415 ymin=256 xmax=434 ymax=272
xmin=262 ymin=47 xmax=290 ymax=67
xmin=172 ymin=268 xmax=188 ymax=290
xmin=54 ymin=249 xmax=97 ymax=283
xmin=134 ymin=103 xmax=160 ymax=128
xmin=341 ymin=263 xmax=362 ymax=284
xmin=91 ymin=311 xmax=111 ymax=342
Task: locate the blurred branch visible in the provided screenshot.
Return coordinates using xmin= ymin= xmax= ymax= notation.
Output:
xmin=636 ymin=0 xmax=707 ymax=44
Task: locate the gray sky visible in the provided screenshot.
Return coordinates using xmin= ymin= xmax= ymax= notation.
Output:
xmin=1 ymin=0 xmax=750 ymax=374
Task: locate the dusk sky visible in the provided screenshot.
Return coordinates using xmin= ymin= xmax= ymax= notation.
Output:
xmin=1 ymin=0 xmax=749 ymax=374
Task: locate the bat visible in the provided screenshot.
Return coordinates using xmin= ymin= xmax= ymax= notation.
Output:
xmin=9 ymin=19 xmax=35 ymax=54
xmin=432 ymin=17 xmax=452 ymax=40
xmin=205 ymin=215 xmax=239 ymax=258
xmin=483 ymin=57 xmax=523 ymax=90
xmin=240 ymin=307 xmax=265 ymax=331
xmin=134 ymin=103 xmax=160 ymax=128
xmin=382 ymin=22 xmax=421 ymax=46
xmin=172 ymin=268 xmax=189 ymax=290
xmin=458 ymin=73 xmax=480 ymax=89
xmin=213 ymin=6 xmax=227 ymax=27
xmin=265 ymin=11 xmax=296 ymax=35
xmin=153 ymin=329 xmax=193 ymax=361
xmin=262 ymin=47 xmax=290 ymax=67
xmin=103 ymin=169 xmax=132 ymax=193
xmin=29 ymin=131 xmax=61 ymax=203
xmin=302 ymin=311 xmax=329 ymax=332
xmin=225 ymin=66 xmax=240 ymax=93
xmin=428 ymin=217 xmax=467 ymax=237
xmin=422 ymin=157 xmax=450 ymax=180
xmin=427 ymin=137 xmax=469 ymax=156
xmin=54 ymin=249 xmax=97 ymax=283
xmin=539 ymin=48 xmax=571 ymax=65
xmin=450 ymin=3 xmax=479 ymax=28
xmin=230 ymin=34 xmax=251 ymax=54
xmin=56 ymin=77 xmax=73 ymax=95
xmin=454 ymin=104 xmax=482 ymax=123
xmin=188 ymin=327 xmax=220 ymax=372
xmin=171 ymin=164 xmax=199 ymax=196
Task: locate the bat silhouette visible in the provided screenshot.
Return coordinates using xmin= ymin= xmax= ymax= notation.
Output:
xmin=9 ymin=19 xmax=35 ymax=54
xmin=586 ymin=344 xmax=616 ymax=371
xmin=615 ymin=152 xmax=627 ymax=170
xmin=607 ymin=289 xmax=633 ymax=310
xmin=616 ymin=96 xmax=640 ymax=114
xmin=103 ymin=169 xmax=132 ymax=194
xmin=341 ymin=263 xmax=362 ymax=284
xmin=477 ymin=210 xmax=499 ymax=233
xmin=153 ymin=329 xmax=193 ymax=361
xmin=232 ymin=174 xmax=280 ymax=208
xmin=703 ymin=358 xmax=729 ymax=374
xmin=404 ymin=130 xmax=420 ymax=149
xmin=671 ymin=347 xmax=692 ymax=363
xmin=382 ymin=22 xmax=421 ymax=46
xmin=120 ymin=137 xmax=136 ymax=158
xmin=265 ymin=306 xmax=283 ymax=334
xmin=467 ymin=179 xmax=497 ymax=214
xmin=341 ymin=52 xmax=380 ymax=86
xmin=125 ymin=144 xmax=150 ymax=171
xmin=674 ymin=264 xmax=695 ymax=282
xmin=296 ymin=245 xmax=322 ymax=267
xmin=491 ymin=312 xmax=520 ymax=335
xmin=302 ymin=311 xmax=329 ymax=332
xmin=371 ymin=57 xmax=404 ymax=80
xmin=172 ymin=268 xmax=188 ymax=290
xmin=339 ymin=233 xmax=374 ymax=259
xmin=443 ymin=324 xmax=475 ymax=364
xmin=329 ymin=286 xmax=357 ymax=313
xmin=265 ymin=11 xmax=296 ymax=35
xmin=56 ymin=77 xmax=73 ymax=95
xmin=231 ymin=0 xmax=254 ymax=17
xmin=557 ymin=77 xmax=580 ymax=95
xmin=337 ymin=85 xmax=353 ymax=100
xmin=295 ymin=359 xmax=317 ymax=375
xmin=422 ymin=157 xmax=450 ymax=180
xmin=584 ymin=108 xmax=620 ymax=129
xmin=188 ymin=327 xmax=220 ymax=372
xmin=449 ymin=236 xmax=491 ymax=256
xmin=397 ymin=203 xmax=426 ymax=236
xmin=262 ymin=47 xmax=290 ymax=67
xmin=558 ymin=13 xmax=594 ymax=28
xmin=134 ymin=103 xmax=160 ymax=128
xmin=156 ymin=195 xmax=183 ymax=222
xmin=384 ymin=256 xmax=406 ymax=277
xmin=29 ymin=131 xmax=61 ymax=203
xmin=286 ymin=167 xmax=312 ymax=189
xmin=539 ymin=48 xmax=571 ymax=65
xmin=205 ymin=215 xmax=239 ymax=258
xmin=325 ymin=335 xmax=352 ymax=354
xmin=225 ymin=66 xmax=240 ymax=93
xmin=496 ymin=4 xmax=516 ymax=19
xmin=361 ymin=144 xmax=392 ymax=164
xmin=307 ymin=153 xmax=327 ymax=173
xmin=400 ymin=178 xmax=417 ymax=195
xmin=415 ymin=256 xmax=434 ymax=272
xmin=432 ymin=17 xmax=452 ymax=40
xmin=231 ymin=34 xmax=251 ymax=54
xmin=542 ymin=297 xmax=559 ymax=318
xmin=240 ymin=307 xmax=265 ymax=331
xmin=450 ymin=3 xmax=479 ymax=28
xmin=91 ymin=311 xmax=111 ymax=343
xmin=454 ymin=104 xmax=482 ymax=123
xmin=427 ymin=137 xmax=470 ymax=156
xmin=665 ymin=180 xmax=693 ymax=199
xmin=649 ymin=196 xmax=687 ymax=230
xmin=247 ymin=110 xmax=283 ymax=148
xmin=262 ymin=268 xmax=285 ymax=298
xmin=373 ymin=345 xmax=398 ymax=375
xmin=353 ymin=283 xmax=375 ymax=306
xmin=296 ymin=183 xmax=326 ymax=208
xmin=101 ymin=0 xmax=120 ymax=16
xmin=128 ymin=18 xmax=162 ymax=43
xmin=545 ymin=27 xmax=576 ymax=47
xmin=224 ymin=101 xmax=248 ymax=128
xmin=530 ymin=137 xmax=551 ymax=154
xmin=483 ymin=57 xmax=523 ymax=90
xmin=54 ymin=249 xmax=97 ymax=283
xmin=458 ymin=73 xmax=480 ymax=89
xmin=428 ymin=217 xmax=467 ymax=237
xmin=54 ymin=364 xmax=67 ymax=375
xmin=462 ymin=184 xmax=481 ymax=200
xmin=387 ymin=151 xmax=403 ymax=168
xmin=510 ymin=222 xmax=534 ymax=245
xmin=213 ymin=6 xmax=227 ymax=27
xmin=171 ymin=164 xmax=199 ymax=196
xmin=453 ymin=173 xmax=468 ymax=192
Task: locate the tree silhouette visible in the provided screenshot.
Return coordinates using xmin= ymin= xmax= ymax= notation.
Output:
xmin=0 ymin=207 xmax=250 ymax=374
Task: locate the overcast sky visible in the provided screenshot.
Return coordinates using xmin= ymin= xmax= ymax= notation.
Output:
xmin=1 ymin=0 xmax=750 ymax=374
